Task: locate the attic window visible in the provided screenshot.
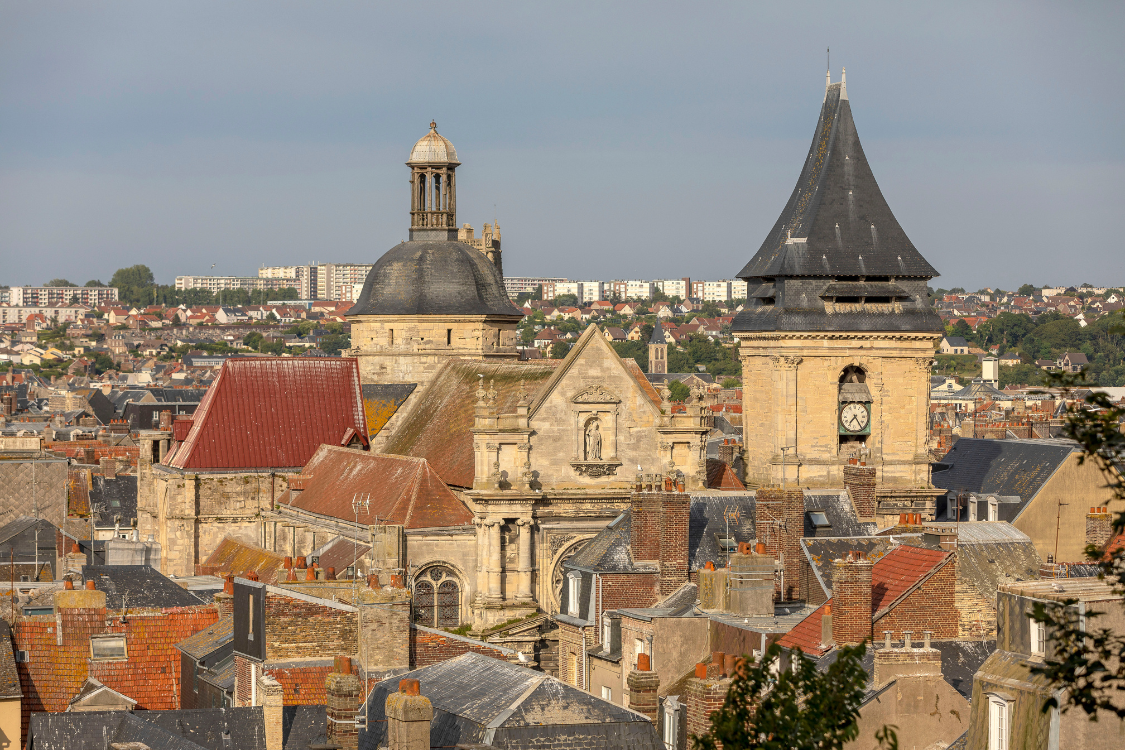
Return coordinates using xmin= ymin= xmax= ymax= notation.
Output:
xmin=23 ymin=606 xmax=52 ymax=617
xmin=717 ymin=536 xmax=737 ymax=553
xmin=809 ymin=511 xmax=831 ymax=528
xmin=90 ymin=635 xmax=127 ymax=660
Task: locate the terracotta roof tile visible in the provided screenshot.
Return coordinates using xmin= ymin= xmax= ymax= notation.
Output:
xmin=199 ymin=537 xmax=286 ymax=584
xmin=281 ymin=445 xmax=472 ymax=529
xmin=705 ymin=459 xmax=746 ymax=490
xmin=168 ymin=357 xmax=367 ymax=470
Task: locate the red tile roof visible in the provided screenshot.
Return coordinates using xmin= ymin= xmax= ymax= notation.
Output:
xmin=777 ymin=545 xmax=952 ymax=657
xmin=281 ymin=445 xmax=472 ymax=529
xmin=705 ymin=459 xmax=746 ymax=490
xmin=167 ymin=357 xmax=367 ymax=470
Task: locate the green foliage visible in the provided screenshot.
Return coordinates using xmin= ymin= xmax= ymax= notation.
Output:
xmin=949 ymin=319 xmax=973 ymax=338
xmin=91 ymin=352 xmax=115 ymax=374
xmin=667 ymin=380 xmax=690 ymax=402
xmin=319 ymin=334 xmax=350 ymax=355
xmin=998 ymin=363 xmax=1043 ymax=388
xmin=721 ymin=377 xmax=741 ymax=389
xmin=110 ymin=265 xmax=157 ymax=307
xmin=1017 ymin=284 xmax=1038 ymax=296
xmin=694 ymin=643 xmax=892 ymax=750
xmin=84 ymin=279 xmax=105 ymax=287
xmin=549 ymin=341 xmax=571 ymax=359
xmin=1029 ymin=356 xmax=1125 ymax=719
xmin=45 ymin=278 xmax=77 ymax=287
xmin=933 ymin=354 xmax=979 ymax=380
xmin=611 ymin=340 xmax=648 ymax=372
xmin=551 ymin=294 xmax=578 ymax=307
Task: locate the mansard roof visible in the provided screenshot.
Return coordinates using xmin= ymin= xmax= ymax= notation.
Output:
xmin=737 ymin=76 xmax=938 ymax=282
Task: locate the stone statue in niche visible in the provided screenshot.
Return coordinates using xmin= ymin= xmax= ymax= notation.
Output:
xmin=584 ymin=420 xmax=602 ymax=461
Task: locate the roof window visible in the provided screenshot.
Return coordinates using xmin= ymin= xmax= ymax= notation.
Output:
xmin=90 ymin=635 xmax=127 ymax=661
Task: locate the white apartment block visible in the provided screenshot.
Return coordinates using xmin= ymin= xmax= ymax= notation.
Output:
xmin=259 ymin=265 xmax=317 ymax=299
xmin=4 ymin=286 xmax=118 ymax=307
xmin=315 ymin=264 xmax=373 ymax=301
xmin=625 ymin=280 xmax=655 ymax=300
xmin=503 ymin=277 xmax=567 ymax=297
xmin=0 ymin=305 xmax=91 ymax=325
xmin=175 ymin=276 xmax=297 ymax=293
xmin=701 ymin=280 xmax=732 ymax=302
xmin=731 ymin=279 xmax=748 ymax=299
xmin=654 ymin=279 xmax=690 ymax=299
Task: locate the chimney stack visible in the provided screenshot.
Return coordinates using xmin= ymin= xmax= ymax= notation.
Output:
xmin=754 ymin=486 xmax=804 ymax=600
xmin=1087 ymin=507 xmax=1112 ymax=549
xmin=842 ymin=463 xmax=876 ymax=518
xmin=831 ymin=552 xmax=873 ymax=645
xmin=325 ymin=656 xmax=362 ymax=750
xmin=100 ymin=456 xmax=117 ymax=479
xmin=627 ymin=653 xmax=660 ymax=724
xmin=630 ymin=487 xmax=690 ymax=595
xmin=258 ymin=673 xmax=284 ymax=750
xmin=385 ymin=678 xmax=433 ymax=750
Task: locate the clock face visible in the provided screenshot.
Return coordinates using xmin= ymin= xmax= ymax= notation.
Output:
xmin=840 ymin=403 xmax=869 ymax=433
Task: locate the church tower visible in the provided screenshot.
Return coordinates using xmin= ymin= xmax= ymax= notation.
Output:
xmin=348 ymin=123 xmax=524 ymax=444
xmin=648 ymin=320 xmax=668 ymax=374
xmin=732 ymin=70 xmax=943 ymax=490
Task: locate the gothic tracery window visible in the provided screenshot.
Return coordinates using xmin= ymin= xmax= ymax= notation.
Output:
xmin=412 ymin=566 xmax=460 ymax=628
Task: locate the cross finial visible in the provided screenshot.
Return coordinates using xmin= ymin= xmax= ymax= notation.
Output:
xmin=430 ymin=120 xmax=437 ymax=131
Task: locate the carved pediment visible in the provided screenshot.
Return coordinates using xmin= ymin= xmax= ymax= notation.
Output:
xmin=571 ymin=385 xmax=621 ymax=404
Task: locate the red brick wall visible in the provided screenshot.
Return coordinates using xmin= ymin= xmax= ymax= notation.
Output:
xmin=832 ymin=556 xmax=873 ymax=645
xmin=595 ymin=573 xmax=659 ymax=647
xmin=756 ymin=487 xmax=804 ymax=601
xmin=409 ymin=626 xmax=512 ymax=668
xmin=631 ymin=494 xmax=662 ymax=563
xmin=48 ymin=443 xmax=139 ymax=468
xmin=685 ymin=675 xmax=730 ymax=741
xmin=263 ymin=593 xmax=357 ymax=661
xmin=874 ymin=559 xmax=958 ymax=640
xmin=842 ymin=465 xmax=876 ymax=518
xmin=234 ymin=653 xmax=254 ymax=706
xmin=660 ymin=494 xmax=690 ymax=595
xmin=557 ymin=621 xmax=588 ymax=688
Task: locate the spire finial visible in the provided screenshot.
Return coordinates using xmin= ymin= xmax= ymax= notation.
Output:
xmin=430 ymin=120 xmax=437 ymax=132
xmin=840 ymin=68 xmax=848 ymax=100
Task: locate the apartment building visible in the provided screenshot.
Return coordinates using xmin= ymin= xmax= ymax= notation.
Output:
xmin=504 ymin=277 xmax=567 ymax=298
xmin=654 ymin=278 xmax=691 ymax=299
xmin=175 ymin=275 xmax=296 ymax=294
xmin=258 ymin=265 xmax=317 ymax=299
xmin=315 ymin=263 xmax=373 ymax=301
xmin=3 ymin=286 xmax=118 ymax=307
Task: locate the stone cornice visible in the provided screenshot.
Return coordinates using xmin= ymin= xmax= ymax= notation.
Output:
xmin=734 ymin=331 xmax=941 ymax=342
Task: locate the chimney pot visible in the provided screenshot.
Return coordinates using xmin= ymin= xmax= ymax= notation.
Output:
xmin=247 ymin=571 xmax=259 ymax=582
xmin=904 ymin=631 xmax=913 ymax=649
xmin=283 ymin=556 xmax=293 ymax=568
xmin=883 ymin=630 xmax=892 ymax=648
xmin=295 ymin=556 xmax=307 ymax=569
xmin=305 ymin=567 xmax=317 ymax=581
xmin=924 ymin=630 xmax=932 ymax=649
xmin=704 ymin=561 xmax=715 ymax=571
xmin=334 ymin=655 xmax=352 ymax=675
xmin=86 ymin=580 xmax=95 ymax=590
xmin=712 ymin=651 xmax=726 ymax=676
xmin=390 ymin=574 xmax=405 ymax=588
xmin=755 ymin=542 xmax=766 ymax=555
xmin=224 ymin=575 xmax=234 ymax=594
xmin=723 ymin=653 xmax=736 ymax=677
xmin=326 ymin=567 xmax=336 ymax=580
xmin=71 ymin=542 xmax=80 ymax=554
xmin=399 ymin=678 xmax=420 ymax=696
xmin=694 ymin=662 xmax=707 ymax=679
xmin=368 ymin=574 xmax=381 ymax=590
xmin=286 ymin=567 xmax=297 ymax=582
xmin=64 ymin=579 xmax=74 ymax=590
xmin=636 ymin=653 xmax=651 ymax=672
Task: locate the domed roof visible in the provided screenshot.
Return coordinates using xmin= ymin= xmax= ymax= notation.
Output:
xmin=347 ymin=241 xmax=522 ymax=317
xmin=407 ymin=121 xmax=460 ymax=166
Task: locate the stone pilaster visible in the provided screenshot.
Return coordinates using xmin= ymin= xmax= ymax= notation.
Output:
xmin=516 ymin=518 xmax=534 ymax=601
xmin=487 ymin=520 xmax=502 ymax=600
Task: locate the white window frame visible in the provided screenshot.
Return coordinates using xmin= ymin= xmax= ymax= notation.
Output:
xmin=634 ymin=637 xmax=646 ymax=668
xmin=987 ymin=694 xmax=1010 ymax=750
xmin=90 ymin=635 xmax=127 ymax=661
xmin=601 ymin=685 xmax=612 ymax=701
xmin=663 ymin=707 xmax=676 ymax=750
xmin=987 ymin=500 xmax=999 ymax=522
xmin=567 ymin=572 xmax=581 ymax=616
xmin=1031 ymin=618 xmax=1047 ymax=656
xmin=602 ymin=617 xmax=612 ymax=648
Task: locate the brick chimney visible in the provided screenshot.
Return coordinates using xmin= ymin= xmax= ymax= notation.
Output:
xmin=100 ymin=456 xmax=117 ymax=479
xmin=56 ymin=581 xmax=107 ymax=646
xmin=754 ymin=487 xmax=804 ymax=600
xmin=385 ymin=678 xmax=433 ymax=750
xmin=326 ymin=656 xmax=362 ymax=750
xmin=842 ymin=462 xmax=876 ymax=518
xmin=630 ymin=488 xmax=690 ymax=595
xmin=215 ymin=575 xmax=234 ymax=618
xmin=717 ymin=439 xmax=737 ymax=467
xmin=257 ymin=673 xmax=284 ymax=750
xmin=831 ymin=552 xmax=873 ymax=645
xmin=627 ymin=653 xmax=660 ymax=724
xmin=158 ymin=410 xmax=173 ymax=431
xmin=1086 ymin=507 xmax=1112 ymax=549
xmin=684 ymin=662 xmax=730 ymax=740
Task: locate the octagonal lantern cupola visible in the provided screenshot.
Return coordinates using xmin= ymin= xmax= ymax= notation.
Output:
xmin=408 ymin=121 xmax=461 ymax=241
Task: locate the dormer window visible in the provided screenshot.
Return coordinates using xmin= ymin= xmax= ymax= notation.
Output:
xmin=567 ymin=571 xmax=582 ymax=616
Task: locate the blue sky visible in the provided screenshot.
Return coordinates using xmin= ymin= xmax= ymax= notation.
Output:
xmin=1 ymin=1 xmax=1122 ymax=290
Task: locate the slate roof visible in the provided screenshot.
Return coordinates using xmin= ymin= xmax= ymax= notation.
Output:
xmin=648 ymin=319 xmax=667 ymax=344
xmin=348 ymin=240 xmax=523 ymax=317
xmin=358 ymin=652 xmax=661 ymax=750
xmin=26 ymin=705 xmax=326 ymax=750
xmin=800 ymin=536 xmax=905 ymax=600
xmin=88 ymin=473 xmax=138 ymax=528
xmin=381 ymin=359 xmax=557 ymax=488
xmin=930 ymin=438 xmax=1078 ymax=519
xmin=816 ymin=639 xmax=994 ymax=701
xmin=81 ymin=565 xmax=207 ymax=610
xmin=166 ymin=357 xmax=367 ymax=470
xmin=737 ymin=80 xmax=937 ymax=281
xmin=732 ymin=78 xmax=942 ymax=335
xmin=779 ymin=545 xmax=953 ymax=657
xmin=199 ymin=536 xmax=287 ymax=584
xmin=280 ymin=445 xmax=472 ymax=529
xmin=175 ymin=617 xmax=233 ymax=661
xmin=360 ymin=382 xmax=416 ymax=438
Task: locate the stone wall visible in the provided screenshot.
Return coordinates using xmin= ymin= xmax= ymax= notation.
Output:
xmin=736 ymin=332 xmax=939 ymax=488
xmin=263 ymin=592 xmax=358 ymax=661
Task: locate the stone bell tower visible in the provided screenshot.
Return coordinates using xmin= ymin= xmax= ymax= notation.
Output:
xmin=648 ymin=320 xmax=668 ymax=375
xmin=731 ymin=69 xmax=944 ymax=491
xmin=409 ymin=121 xmax=460 ymax=241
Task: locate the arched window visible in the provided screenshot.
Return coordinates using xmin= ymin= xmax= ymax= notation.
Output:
xmin=839 ymin=364 xmax=866 ymax=384
xmin=413 ymin=566 xmax=460 ymax=628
